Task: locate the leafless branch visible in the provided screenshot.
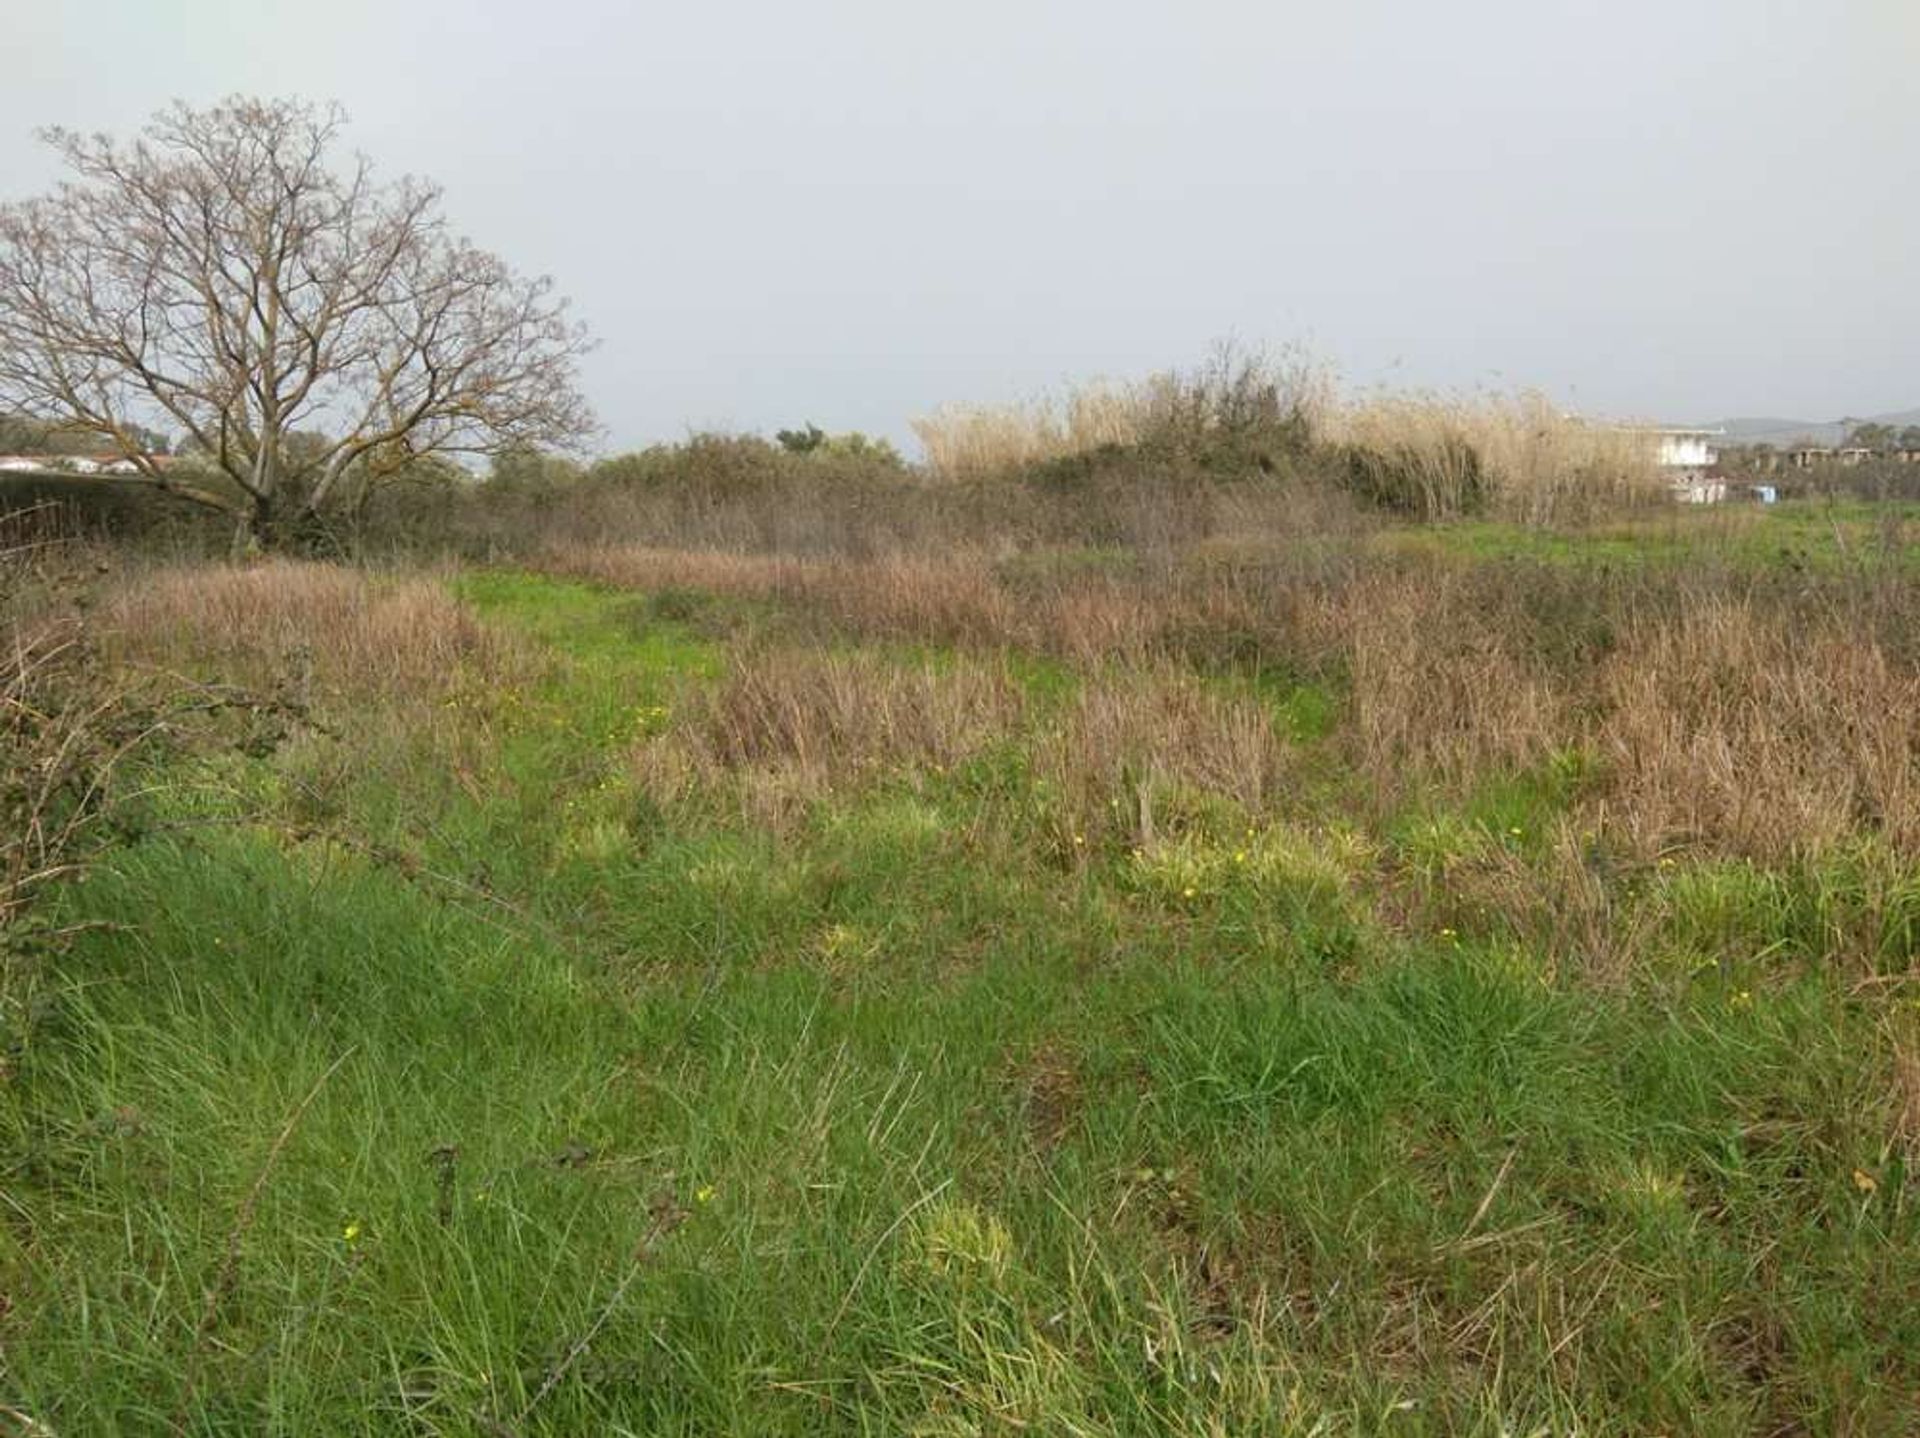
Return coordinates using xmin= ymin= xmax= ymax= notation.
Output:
xmin=0 ymin=97 xmax=596 ymax=545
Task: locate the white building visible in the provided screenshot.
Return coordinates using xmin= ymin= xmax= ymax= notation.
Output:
xmin=1671 ymin=474 xmax=1727 ymax=504
xmin=1652 ymin=429 xmax=1720 ymax=471
xmin=1637 ymin=427 xmax=1725 ymax=503
xmin=0 ymin=454 xmax=98 ymax=474
xmin=0 ymin=454 xmax=161 ymax=477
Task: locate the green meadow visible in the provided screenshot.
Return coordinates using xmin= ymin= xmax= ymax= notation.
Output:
xmin=2 ymin=493 xmax=1917 ymax=1436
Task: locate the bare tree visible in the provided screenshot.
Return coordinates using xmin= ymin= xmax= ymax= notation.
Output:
xmin=0 ymin=96 xmax=595 ymax=546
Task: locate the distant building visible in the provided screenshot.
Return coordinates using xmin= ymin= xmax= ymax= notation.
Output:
xmin=1627 ymin=426 xmax=1724 ymax=501
xmin=1780 ymin=443 xmax=1920 ymax=469
xmin=1671 ymin=475 xmax=1727 ymax=504
xmin=1651 ymin=428 xmax=1720 ymax=472
xmin=0 ymin=453 xmax=170 ymax=476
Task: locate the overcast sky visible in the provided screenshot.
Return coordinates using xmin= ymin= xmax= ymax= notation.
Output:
xmin=4 ymin=1 xmax=1915 ymax=451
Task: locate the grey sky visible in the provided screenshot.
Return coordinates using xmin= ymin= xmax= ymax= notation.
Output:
xmin=5 ymin=1 xmax=1916 ymax=451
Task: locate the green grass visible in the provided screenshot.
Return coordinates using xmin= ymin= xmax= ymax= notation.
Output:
xmin=1377 ymin=499 xmax=1920 ymax=572
xmin=4 ymin=568 xmax=1917 ymax=1434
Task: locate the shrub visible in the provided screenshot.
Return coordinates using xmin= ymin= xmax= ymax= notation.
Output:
xmin=1595 ymin=599 xmax=1919 ymax=860
xmin=2 ymin=509 xmax=175 ymax=990
xmin=776 ymin=424 xmax=905 ymax=468
xmin=911 ymin=344 xmax=1326 ymax=483
xmin=1324 ymin=391 xmax=1664 ymax=523
xmin=97 ymin=560 xmax=530 ymax=703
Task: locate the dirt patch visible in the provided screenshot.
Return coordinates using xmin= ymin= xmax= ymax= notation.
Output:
xmin=1011 ymin=1041 xmax=1082 ymax=1152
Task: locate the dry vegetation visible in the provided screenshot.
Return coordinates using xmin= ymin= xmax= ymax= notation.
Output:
xmin=1324 ymin=389 xmax=1666 ymax=525
xmin=1 ymin=509 xmax=206 ymax=1077
xmin=94 ymin=510 xmax=1911 ymax=891
xmin=910 ymin=352 xmax=1664 ymax=525
xmin=22 ymin=349 xmax=1684 ymax=564
xmin=911 ymin=346 xmax=1328 ymax=480
xmin=636 ymin=648 xmax=1026 ymax=825
xmin=2 ymin=508 xmax=119 ymax=937
xmin=551 ymin=537 xmax=1920 ymax=871
xmin=7 ymin=357 xmax=1920 ymax=1433
xmin=910 ymin=382 xmax=1152 ymax=478
xmin=638 ymin=646 xmax=1297 ymax=843
xmin=540 ymin=542 xmax=1348 ymax=667
xmin=1598 ymin=600 xmax=1920 ymax=859
xmin=97 ymin=559 xmax=531 ymax=701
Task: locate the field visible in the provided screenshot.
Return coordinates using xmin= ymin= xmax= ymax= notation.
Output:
xmin=3 ymin=468 xmax=1919 ymax=1433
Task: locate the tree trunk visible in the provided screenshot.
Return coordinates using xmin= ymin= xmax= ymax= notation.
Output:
xmin=244 ymin=492 xmax=342 ymax=557
xmin=247 ymin=495 xmax=279 ymax=553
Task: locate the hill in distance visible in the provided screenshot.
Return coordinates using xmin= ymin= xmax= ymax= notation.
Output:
xmin=1712 ymin=407 xmax=1920 ymax=448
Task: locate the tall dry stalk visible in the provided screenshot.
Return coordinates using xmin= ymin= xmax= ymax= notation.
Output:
xmin=634 ymin=647 xmax=1025 ymax=826
xmin=633 ymin=642 xmax=1299 ymax=844
xmin=1323 ymin=390 xmax=1665 ymax=524
xmin=1044 ymin=665 xmax=1298 ymax=844
xmin=2 ymin=507 xmax=130 ymax=938
xmin=913 ymin=352 xmax=1660 ymax=525
xmin=1596 ymin=599 xmax=1920 ymax=859
xmin=1337 ymin=570 xmax=1567 ymax=787
xmin=98 ymin=560 xmax=528 ymax=701
xmin=912 ymin=381 xmax=1153 ymax=481
xmin=551 ymin=522 xmax=1918 ymax=868
xmin=911 ymin=346 xmax=1331 ymax=482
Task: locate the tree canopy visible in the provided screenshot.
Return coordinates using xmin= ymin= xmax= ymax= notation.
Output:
xmin=0 ymin=97 xmax=595 ymax=545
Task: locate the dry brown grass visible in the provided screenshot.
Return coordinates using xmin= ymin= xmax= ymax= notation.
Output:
xmin=549 ymin=546 xmax=1022 ymax=648
xmin=1595 ymin=601 xmax=1920 ymax=860
xmin=561 ymin=536 xmax=1920 ymax=864
xmin=1045 ymin=668 xmax=1297 ymax=847
xmin=1334 ymin=573 xmax=1919 ymax=860
xmin=634 ymin=647 xmax=1024 ymax=826
xmin=541 ymin=540 xmax=1344 ymax=670
xmin=546 ymin=543 xmax=1161 ymax=659
xmin=1892 ymin=1025 xmax=1920 ymax=1160
xmin=634 ymin=642 xmax=1300 ymax=841
xmin=1338 ymin=572 xmax=1569 ymax=787
xmin=911 ymin=347 xmax=1332 ymax=483
xmin=1325 ymin=391 xmax=1665 ymax=525
xmin=98 ymin=559 xmax=527 ymax=700
xmin=3 ymin=509 xmax=162 ymax=946
xmin=912 ymin=383 xmax=1149 ymax=481
xmin=2 ymin=622 xmax=101 ymax=934
xmin=910 ymin=356 xmax=1660 ymax=525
